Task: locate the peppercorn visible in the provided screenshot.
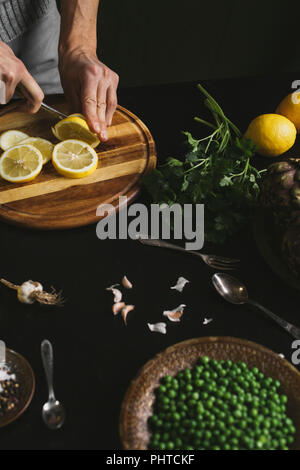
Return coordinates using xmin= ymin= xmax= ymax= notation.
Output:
xmin=0 ymin=379 xmax=20 ymax=416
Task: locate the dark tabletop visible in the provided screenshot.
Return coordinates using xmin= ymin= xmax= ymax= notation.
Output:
xmin=0 ymin=75 xmax=299 ymax=450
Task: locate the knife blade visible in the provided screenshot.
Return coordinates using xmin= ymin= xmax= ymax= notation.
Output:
xmin=16 ymin=83 xmax=68 ymax=120
xmin=0 ymin=81 xmax=68 ymax=120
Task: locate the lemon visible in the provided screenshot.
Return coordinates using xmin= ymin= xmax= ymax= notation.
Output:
xmin=244 ymin=114 xmax=296 ymax=157
xmin=52 ymin=115 xmax=100 ymax=148
xmin=276 ymin=92 xmax=300 ymax=132
xmin=0 ymin=144 xmax=43 ymax=183
xmin=20 ymin=137 xmax=54 ymax=164
xmin=68 ymin=113 xmax=86 ymax=119
xmin=0 ymin=130 xmax=29 ymax=151
xmin=52 ymin=139 xmax=99 ymax=178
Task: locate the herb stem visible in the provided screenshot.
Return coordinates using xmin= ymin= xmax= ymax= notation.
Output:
xmin=184 ymin=159 xmax=207 ymax=173
xmin=194 ymin=116 xmax=217 ymax=130
xmin=243 ymin=158 xmax=250 ymax=180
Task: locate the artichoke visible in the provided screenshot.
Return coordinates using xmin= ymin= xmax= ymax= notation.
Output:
xmin=260 ymin=158 xmax=300 ymax=280
xmin=260 ymin=158 xmax=300 ymax=226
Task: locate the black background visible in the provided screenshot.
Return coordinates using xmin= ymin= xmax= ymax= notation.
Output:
xmin=1 ymin=0 xmax=300 ymax=451
xmin=97 ymin=0 xmax=300 ymax=87
xmin=0 ymin=75 xmax=300 ymax=449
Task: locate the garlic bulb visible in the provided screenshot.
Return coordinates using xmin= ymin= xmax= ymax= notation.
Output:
xmin=0 ymin=278 xmax=63 ymax=306
xmin=17 ymin=281 xmax=43 ymax=304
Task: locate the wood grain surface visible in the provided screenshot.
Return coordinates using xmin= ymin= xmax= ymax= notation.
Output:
xmin=0 ymin=96 xmax=157 ymax=230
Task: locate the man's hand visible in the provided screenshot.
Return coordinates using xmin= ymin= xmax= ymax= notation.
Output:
xmin=59 ymin=1 xmax=119 ymax=142
xmin=0 ymin=41 xmax=44 ymax=113
xmin=59 ymin=48 xmax=119 ymax=142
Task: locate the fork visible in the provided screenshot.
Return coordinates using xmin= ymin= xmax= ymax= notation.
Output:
xmin=137 ymin=238 xmax=240 ymax=270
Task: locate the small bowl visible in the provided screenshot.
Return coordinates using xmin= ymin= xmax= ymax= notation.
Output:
xmin=0 ymin=348 xmax=35 ymax=428
xmin=120 ymin=336 xmax=300 ymax=450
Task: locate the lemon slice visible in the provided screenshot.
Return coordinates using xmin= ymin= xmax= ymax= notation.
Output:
xmin=52 ymin=115 xmax=100 ymax=148
xmin=0 ymin=144 xmax=43 ymax=183
xmin=52 ymin=139 xmax=99 ymax=178
xmin=20 ymin=137 xmax=54 ymax=164
xmin=0 ymin=130 xmax=29 ymax=150
xmin=68 ymin=113 xmax=86 ymax=119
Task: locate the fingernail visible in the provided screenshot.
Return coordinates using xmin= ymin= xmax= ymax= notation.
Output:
xmin=101 ymin=130 xmax=108 ymax=141
xmin=94 ymin=123 xmax=101 ymax=133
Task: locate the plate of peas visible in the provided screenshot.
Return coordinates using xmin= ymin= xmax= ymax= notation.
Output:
xmin=120 ymin=336 xmax=300 ymax=450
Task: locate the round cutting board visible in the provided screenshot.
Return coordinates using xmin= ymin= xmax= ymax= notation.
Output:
xmin=0 ymin=96 xmax=156 ymax=230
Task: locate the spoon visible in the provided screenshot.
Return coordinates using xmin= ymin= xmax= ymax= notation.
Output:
xmin=41 ymin=339 xmax=65 ymax=430
xmin=212 ymin=273 xmax=300 ymax=340
xmin=0 ymin=340 xmax=5 ymax=365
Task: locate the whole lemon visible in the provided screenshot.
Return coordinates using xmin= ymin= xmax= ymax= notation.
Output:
xmin=244 ymin=113 xmax=296 ymax=157
xmin=276 ymin=92 xmax=300 ymax=132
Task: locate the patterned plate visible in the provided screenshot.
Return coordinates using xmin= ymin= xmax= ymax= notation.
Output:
xmin=0 ymin=349 xmax=35 ymax=427
xmin=120 ymin=336 xmax=300 ymax=449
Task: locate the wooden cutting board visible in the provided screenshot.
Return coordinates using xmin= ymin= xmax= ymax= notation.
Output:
xmin=0 ymin=96 xmax=157 ymax=230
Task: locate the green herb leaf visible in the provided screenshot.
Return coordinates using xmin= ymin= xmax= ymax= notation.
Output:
xmin=142 ymin=84 xmax=265 ymax=244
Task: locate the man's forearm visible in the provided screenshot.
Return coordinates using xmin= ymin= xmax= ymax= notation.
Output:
xmin=59 ymin=0 xmax=99 ymax=56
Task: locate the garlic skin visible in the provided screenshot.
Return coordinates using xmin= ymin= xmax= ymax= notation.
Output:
xmin=148 ymin=322 xmax=167 ymax=334
xmin=203 ymin=318 xmax=213 ymax=325
xmin=17 ymin=280 xmax=43 ymax=304
xmin=170 ymin=277 xmax=189 ymax=292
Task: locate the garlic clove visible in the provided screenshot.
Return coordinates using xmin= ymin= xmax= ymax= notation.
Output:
xmin=121 ymin=305 xmax=135 ymax=325
xmin=106 ymin=285 xmax=122 ymax=303
xmin=163 ymin=304 xmax=186 ymax=322
xmin=122 ymin=275 xmax=133 ymax=289
xmin=112 ymin=302 xmax=125 ymax=315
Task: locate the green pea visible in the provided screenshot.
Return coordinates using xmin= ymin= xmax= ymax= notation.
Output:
xmin=149 ymin=358 xmax=296 ymax=451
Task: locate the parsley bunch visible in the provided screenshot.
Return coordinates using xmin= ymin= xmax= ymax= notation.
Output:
xmin=143 ymin=84 xmax=266 ymax=243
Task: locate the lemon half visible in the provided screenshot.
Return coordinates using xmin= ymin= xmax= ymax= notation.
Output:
xmin=20 ymin=137 xmax=54 ymax=164
xmin=52 ymin=115 xmax=100 ymax=148
xmin=52 ymin=139 xmax=99 ymax=178
xmin=0 ymin=144 xmax=43 ymax=183
xmin=0 ymin=130 xmax=29 ymax=151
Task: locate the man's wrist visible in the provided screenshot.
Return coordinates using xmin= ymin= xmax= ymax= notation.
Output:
xmin=58 ymin=44 xmax=97 ymax=62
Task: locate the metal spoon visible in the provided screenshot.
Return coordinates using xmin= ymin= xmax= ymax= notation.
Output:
xmin=41 ymin=339 xmax=65 ymax=430
xmin=212 ymin=273 xmax=300 ymax=340
xmin=0 ymin=340 xmax=5 ymax=365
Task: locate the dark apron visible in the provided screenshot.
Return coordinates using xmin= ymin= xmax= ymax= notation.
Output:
xmin=3 ymin=0 xmax=62 ymax=95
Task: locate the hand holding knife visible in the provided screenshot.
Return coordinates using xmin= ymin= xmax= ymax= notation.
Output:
xmin=0 ymin=81 xmax=67 ymax=120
